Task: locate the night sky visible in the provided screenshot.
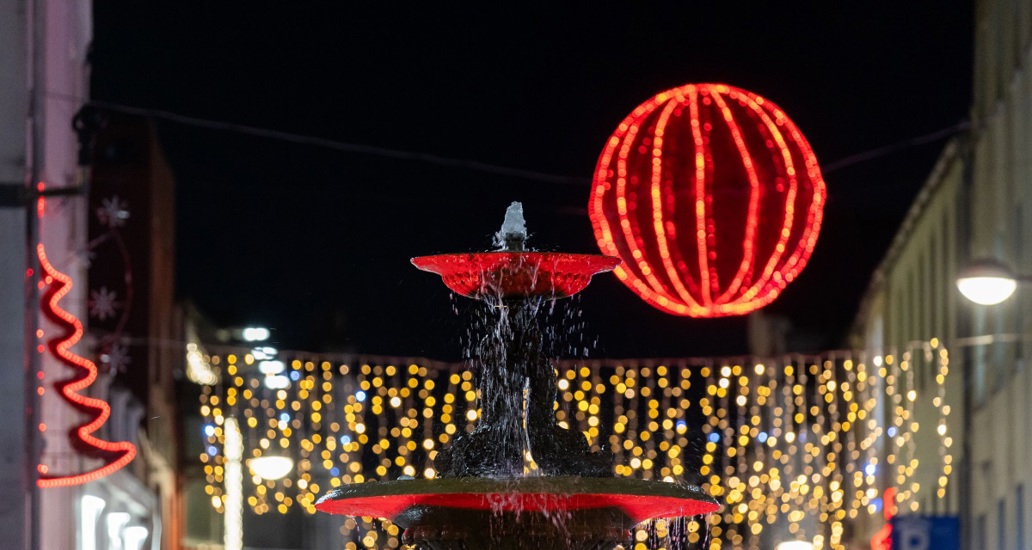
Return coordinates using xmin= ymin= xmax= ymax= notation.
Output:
xmin=90 ymin=4 xmax=972 ymax=360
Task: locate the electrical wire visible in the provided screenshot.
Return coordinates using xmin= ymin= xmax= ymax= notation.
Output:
xmin=77 ymin=95 xmax=591 ymax=186
xmin=47 ymin=91 xmax=972 ymax=185
xmin=820 ymin=121 xmax=971 ymax=175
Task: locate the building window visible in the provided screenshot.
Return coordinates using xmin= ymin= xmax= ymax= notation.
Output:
xmin=1000 ymin=498 xmax=1007 ymax=550
xmin=992 ymin=232 xmax=1013 ymax=391
xmin=976 ymin=18 xmax=989 ymax=113
xmin=972 ymin=307 xmax=987 ymax=406
xmin=977 ymin=513 xmax=987 ymax=550
xmin=993 ymin=303 xmax=1008 ymax=391
xmin=1018 ymin=485 xmax=1025 ymax=550
xmin=920 ymin=248 xmax=930 ymax=391
xmin=1012 ymin=0 xmax=1023 ymax=68
xmin=1015 ymin=205 xmax=1027 ymax=362
xmin=996 ymin=1 xmax=1008 ymax=96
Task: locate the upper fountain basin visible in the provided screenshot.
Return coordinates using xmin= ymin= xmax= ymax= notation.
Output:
xmin=411 ymin=252 xmax=621 ymax=299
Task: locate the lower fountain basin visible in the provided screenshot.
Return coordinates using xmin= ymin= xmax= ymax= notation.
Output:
xmin=317 ymin=476 xmax=718 ymax=549
xmin=316 ymin=476 xmax=717 ymax=523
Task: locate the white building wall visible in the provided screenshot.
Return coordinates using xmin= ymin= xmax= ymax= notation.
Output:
xmin=966 ymin=2 xmax=1032 ymax=548
xmin=0 ymin=1 xmax=132 ymax=549
xmin=0 ymin=0 xmax=30 ymax=548
xmin=857 ymin=1 xmax=1032 ymax=548
xmin=883 ymin=150 xmax=965 ymax=518
xmin=850 ymin=140 xmax=966 ymax=544
xmin=34 ymin=0 xmax=93 ymax=549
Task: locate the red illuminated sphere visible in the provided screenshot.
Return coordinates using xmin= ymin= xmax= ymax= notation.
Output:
xmin=589 ymin=83 xmax=826 ymax=317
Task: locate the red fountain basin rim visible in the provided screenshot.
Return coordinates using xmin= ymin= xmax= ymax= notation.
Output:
xmin=315 ymin=476 xmax=719 ymax=525
xmin=411 ymin=252 xmax=621 ymax=299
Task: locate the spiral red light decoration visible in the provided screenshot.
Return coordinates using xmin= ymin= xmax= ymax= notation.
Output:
xmin=589 ymin=83 xmax=826 ymax=317
xmin=36 ymin=193 xmax=136 ymax=487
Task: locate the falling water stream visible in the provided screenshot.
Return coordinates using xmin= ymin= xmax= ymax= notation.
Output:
xmin=317 ymin=202 xmax=718 ymax=549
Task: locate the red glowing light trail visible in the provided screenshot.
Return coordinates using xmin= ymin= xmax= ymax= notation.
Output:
xmin=36 ymin=193 xmax=136 ymax=487
xmin=589 ymin=83 xmax=826 ymax=317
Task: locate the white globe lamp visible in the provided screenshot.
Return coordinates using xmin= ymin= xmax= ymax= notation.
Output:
xmin=956 ymin=259 xmax=1019 ymax=305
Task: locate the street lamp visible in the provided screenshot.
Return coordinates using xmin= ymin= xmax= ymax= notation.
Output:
xmin=247 ymin=455 xmax=294 ymax=480
xmin=242 ymin=326 xmax=271 ymax=342
xmin=956 ymin=259 xmax=1024 ymax=305
xmin=775 ymin=542 xmax=815 ymax=550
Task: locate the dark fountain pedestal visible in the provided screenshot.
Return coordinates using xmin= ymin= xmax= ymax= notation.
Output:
xmin=316 ymin=204 xmax=719 ymax=549
xmin=401 ymin=507 xmax=630 ymax=550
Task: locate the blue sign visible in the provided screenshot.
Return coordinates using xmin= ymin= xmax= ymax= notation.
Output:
xmin=891 ymin=516 xmax=960 ymax=550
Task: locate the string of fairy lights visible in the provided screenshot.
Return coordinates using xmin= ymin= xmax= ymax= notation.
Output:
xmin=194 ymin=340 xmax=953 ymax=550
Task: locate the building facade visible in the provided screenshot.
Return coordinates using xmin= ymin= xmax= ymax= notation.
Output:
xmin=849 ymin=139 xmax=966 ymax=539
xmin=965 ymin=0 xmax=1032 ymax=547
xmin=852 ymin=0 xmax=1032 ymax=548
xmin=87 ymin=113 xmax=185 ymax=550
xmin=0 ymin=2 xmax=184 ymax=549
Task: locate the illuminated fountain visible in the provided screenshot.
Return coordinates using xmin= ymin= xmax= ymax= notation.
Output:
xmin=316 ymin=203 xmax=719 ymax=549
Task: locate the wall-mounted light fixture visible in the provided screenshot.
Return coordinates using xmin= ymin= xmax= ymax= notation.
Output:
xmin=956 ymin=258 xmax=1027 ymax=305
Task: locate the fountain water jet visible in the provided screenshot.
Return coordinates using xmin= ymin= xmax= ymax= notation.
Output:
xmin=317 ymin=203 xmax=719 ymax=549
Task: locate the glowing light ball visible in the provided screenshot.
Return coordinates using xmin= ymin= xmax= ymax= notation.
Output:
xmin=589 ymin=83 xmax=826 ymax=317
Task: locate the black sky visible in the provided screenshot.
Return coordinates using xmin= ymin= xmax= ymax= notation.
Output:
xmin=90 ymin=3 xmax=972 ymax=360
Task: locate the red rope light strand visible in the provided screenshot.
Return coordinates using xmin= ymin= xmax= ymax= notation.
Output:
xmin=589 ymin=83 xmax=827 ymax=317
xmin=709 ymin=89 xmax=760 ymax=304
xmin=652 ymin=95 xmax=696 ymax=308
xmin=36 ymin=241 xmax=136 ymax=487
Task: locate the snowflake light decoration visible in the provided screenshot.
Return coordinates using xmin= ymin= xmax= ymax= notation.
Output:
xmin=100 ymin=342 xmax=131 ymax=374
xmin=88 ymin=286 xmax=120 ymax=321
xmin=77 ymin=248 xmax=96 ymax=269
xmin=96 ymin=196 xmax=130 ymax=228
